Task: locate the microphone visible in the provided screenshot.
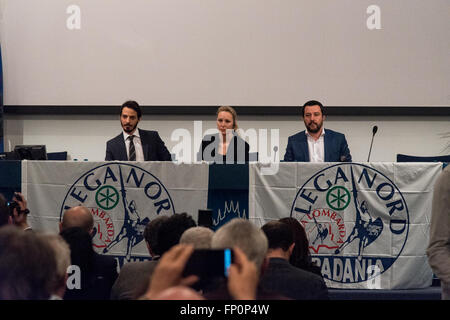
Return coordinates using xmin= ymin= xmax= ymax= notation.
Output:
xmin=367 ymin=125 xmax=378 ymax=162
xmin=273 ymin=146 xmax=278 ymax=162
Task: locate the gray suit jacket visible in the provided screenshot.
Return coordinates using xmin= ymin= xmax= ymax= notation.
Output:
xmin=110 ymin=260 xmax=158 ymax=300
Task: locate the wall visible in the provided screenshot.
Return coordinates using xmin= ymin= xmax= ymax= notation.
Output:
xmin=4 ymin=114 xmax=450 ymax=162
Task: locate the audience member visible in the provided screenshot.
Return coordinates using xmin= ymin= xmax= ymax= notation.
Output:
xmin=0 ymin=226 xmax=57 ymax=299
xmin=179 ymin=226 xmax=214 ymax=249
xmin=111 ymin=215 xmax=169 ymax=300
xmin=144 ymin=215 xmax=170 ymax=259
xmin=42 ymin=233 xmax=71 ymax=300
xmin=156 ymin=212 xmax=197 ymax=254
xmin=112 ymin=213 xmax=195 ymax=300
xmin=260 ymin=221 xmax=329 ymax=300
xmin=427 ymin=165 xmax=450 ymax=300
xmin=204 ymin=218 xmax=288 ymax=299
xmin=141 ymin=244 xmax=259 ymax=300
xmin=60 ymin=205 xmax=94 ymax=234
xmin=60 ymin=227 xmax=118 ymax=300
xmin=279 ymin=217 xmax=323 ymax=277
xmin=179 ymin=225 xmax=215 ymax=292
xmin=0 ymin=192 xmax=31 ymax=230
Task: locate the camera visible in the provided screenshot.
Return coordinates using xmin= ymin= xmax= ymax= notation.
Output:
xmin=6 ymin=201 xmax=21 ymax=216
xmin=183 ymin=248 xmax=234 ymax=279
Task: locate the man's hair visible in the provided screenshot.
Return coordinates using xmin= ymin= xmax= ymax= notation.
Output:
xmin=41 ymin=233 xmax=71 ymax=292
xmin=211 ymin=219 xmax=268 ymax=270
xmin=180 ymin=226 xmax=214 ymax=249
xmin=156 ymin=213 xmax=197 ymax=255
xmin=0 ymin=226 xmax=57 ymax=299
xmin=302 ymin=100 xmax=325 ymax=117
xmin=261 ymin=221 xmax=294 ymax=251
xmin=279 ymin=217 xmax=312 ymax=270
xmin=143 ymin=215 xmax=170 ymax=254
xmin=121 ymin=100 xmax=142 ymax=119
xmin=0 ymin=194 xmax=9 ymax=227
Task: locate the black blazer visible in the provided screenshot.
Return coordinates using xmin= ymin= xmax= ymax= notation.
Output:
xmin=199 ymin=133 xmax=250 ymax=163
xmin=105 ymin=129 xmax=171 ymax=161
xmin=64 ymin=252 xmax=118 ymax=300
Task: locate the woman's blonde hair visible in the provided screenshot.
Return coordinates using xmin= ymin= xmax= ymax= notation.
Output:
xmin=216 ymin=106 xmax=238 ymax=130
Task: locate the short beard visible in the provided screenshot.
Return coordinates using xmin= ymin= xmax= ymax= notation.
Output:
xmin=306 ymin=122 xmax=322 ymax=134
xmin=122 ymin=124 xmax=137 ymax=134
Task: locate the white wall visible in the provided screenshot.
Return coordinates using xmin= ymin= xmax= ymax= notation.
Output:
xmin=4 ymin=114 xmax=450 ymax=162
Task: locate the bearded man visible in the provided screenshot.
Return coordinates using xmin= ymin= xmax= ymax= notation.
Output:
xmin=284 ymin=100 xmax=352 ymax=162
xmin=105 ymin=100 xmax=171 ymax=161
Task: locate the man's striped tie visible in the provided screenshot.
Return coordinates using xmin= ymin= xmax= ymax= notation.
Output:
xmin=128 ymin=135 xmax=136 ymax=161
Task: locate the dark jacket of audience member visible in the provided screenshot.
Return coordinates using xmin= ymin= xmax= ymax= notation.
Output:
xmin=279 ymin=217 xmax=323 ymax=277
xmin=60 ymin=227 xmax=118 ymax=300
xmin=111 ymin=215 xmax=169 ymax=300
xmin=260 ymin=221 xmax=329 ymax=300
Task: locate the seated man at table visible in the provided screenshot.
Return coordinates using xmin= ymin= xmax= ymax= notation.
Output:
xmin=284 ymin=100 xmax=352 ymax=162
xmin=105 ymin=100 xmax=172 ymax=161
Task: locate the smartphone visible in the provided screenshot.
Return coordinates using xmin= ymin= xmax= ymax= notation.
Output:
xmin=183 ymin=248 xmax=234 ymax=278
xmin=198 ymin=209 xmax=213 ymax=230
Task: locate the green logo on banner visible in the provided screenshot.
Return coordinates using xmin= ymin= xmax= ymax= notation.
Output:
xmin=96 ymin=185 xmax=119 ymax=210
xmin=326 ymin=186 xmax=351 ymax=211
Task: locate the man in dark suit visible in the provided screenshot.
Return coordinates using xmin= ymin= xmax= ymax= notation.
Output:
xmin=110 ymin=215 xmax=169 ymax=300
xmin=284 ymin=100 xmax=352 ymax=162
xmin=105 ymin=100 xmax=172 ymax=161
xmin=260 ymin=221 xmax=329 ymax=300
xmin=60 ymin=206 xmax=118 ymax=300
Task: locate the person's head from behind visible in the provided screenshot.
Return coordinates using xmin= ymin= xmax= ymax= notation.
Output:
xmin=302 ymin=100 xmax=325 ymax=135
xmin=120 ymin=100 xmax=142 ymax=134
xmin=261 ymin=221 xmax=295 ymax=259
xmin=143 ymin=215 xmax=170 ymax=258
xmin=156 ymin=213 xmax=197 ymax=255
xmin=216 ymin=106 xmax=238 ymax=136
xmin=211 ymin=218 xmax=268 ymax=273
xmin=0 ymin=226 xmax=57 ymax=299
xmin=41 ymin=233 xmax=71 ymax=298
xmin=279 ymin=217 xmax=311 ymax=269
xmin=59 ymin=206 xmax=94 ymax=235
xmin=180 ymin=226 xmax=214 ymax=249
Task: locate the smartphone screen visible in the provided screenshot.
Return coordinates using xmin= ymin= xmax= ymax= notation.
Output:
xmin=183 ymin=248 xmax=234 ymax=278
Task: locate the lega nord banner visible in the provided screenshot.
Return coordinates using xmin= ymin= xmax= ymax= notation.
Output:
xmin=22 ymin=161 xmax=442 ymax=289
xmin=250 ymin=162 xmax=442 ymax=289
xmin=23 ymin=161 xmax=209 ymax=265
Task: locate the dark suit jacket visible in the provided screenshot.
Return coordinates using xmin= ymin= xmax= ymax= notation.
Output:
xmin=64 ymin=253 xmax=118 ymax=300
xmin=283 ymin=129 xmax=352 ymax=162
xmin=260 ymin=258 xmax=329 ymax=300
xmin=199 ymin=133 xmax=250 ymax=163
xmin=202 ymin=279 xmax=290 ymax=300
xmin=110 ymin=260 xmax=158 ymax=300
xmin=105 ymin=129 xmax=171 ymax=161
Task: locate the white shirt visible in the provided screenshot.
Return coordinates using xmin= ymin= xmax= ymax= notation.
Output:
xmin=306 ymin=128 xmax=325 ymax=162
xmin=123 ymin=129 xmax=145 ymax=161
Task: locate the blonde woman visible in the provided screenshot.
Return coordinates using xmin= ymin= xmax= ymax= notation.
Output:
xmin=199 ymin=106 xmax=249 ymax=163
